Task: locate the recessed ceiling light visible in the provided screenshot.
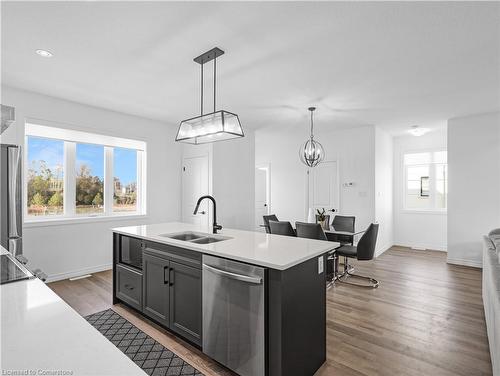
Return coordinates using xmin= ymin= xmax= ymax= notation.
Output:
xmin=408 ymin=125 xmax=430 ymax=137
xmin=35 ymin=49 xmax=53 ymax=58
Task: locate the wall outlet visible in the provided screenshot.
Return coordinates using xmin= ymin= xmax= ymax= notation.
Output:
xmin=318 ymin=256 xmax=324 ymax=274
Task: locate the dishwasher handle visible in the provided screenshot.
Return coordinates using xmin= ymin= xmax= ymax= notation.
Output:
xmin=203 ymin=263 xmax=263 ymax=284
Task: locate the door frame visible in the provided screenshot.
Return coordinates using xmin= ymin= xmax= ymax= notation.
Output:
xmin=255 ymin=163 xmax=271 ymax=226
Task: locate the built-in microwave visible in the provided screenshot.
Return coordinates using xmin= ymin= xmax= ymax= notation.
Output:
xmin=119 ymin=236 xmax=143 ymax=270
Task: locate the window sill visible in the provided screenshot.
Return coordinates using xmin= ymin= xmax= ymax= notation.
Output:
xmin=400 ymin=209 xmax=447 ymax=215
xmin=24 ymin=213 xmax=148 ymax=228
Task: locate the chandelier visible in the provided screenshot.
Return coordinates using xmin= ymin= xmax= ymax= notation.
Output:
xmin=299 ymin=107 xmax=325 ymax=167
xmin=176 ymin=47 xmax=244 ymax=144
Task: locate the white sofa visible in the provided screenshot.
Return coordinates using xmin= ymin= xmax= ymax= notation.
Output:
xmin=483 ymin=231 xmax=500 ymax=376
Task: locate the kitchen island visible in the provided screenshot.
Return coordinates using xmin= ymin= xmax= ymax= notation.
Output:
xmin=112 ymin=222 xmax=338 ymax=376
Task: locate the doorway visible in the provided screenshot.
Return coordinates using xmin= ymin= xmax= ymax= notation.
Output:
xmin=255 ymin=164 xmax=271 ymax=231
xmin=182 ymin=155 xmax=210 ymax=229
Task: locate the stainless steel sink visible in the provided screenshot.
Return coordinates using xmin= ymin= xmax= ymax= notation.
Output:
xmin=191 ymin=236 xmax=230 ymax=244
xmin=159 ymin=231 xmax=231 ymax=244
xmin=159 ymin=231 xmax=205 ymax=241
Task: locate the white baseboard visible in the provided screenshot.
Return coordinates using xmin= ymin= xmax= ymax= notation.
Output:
xmin=375 ymin=242 xmax=394 ymax=257
xmin=45 ymin=263 xmax=112 ymax=283
xmin=446 ymin=257 xmax=482 ymax=269
xmin=393 ymin=241 xmax=447 ymax=252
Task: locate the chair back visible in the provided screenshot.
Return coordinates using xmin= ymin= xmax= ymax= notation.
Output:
xmin=356 ymin=223 xmax=379 ymax=260
xmin=315 ymin=214 xmax=331 ymax=230
xmin=263 ymin=214 xmax=278 ymax=234
xmin=332 ymin=215 xmax=355 ymax=232
xmin=296 ymin=222 xmax=327 ymax=241
xmin=269 ymin=220 xmax=296 ymax=237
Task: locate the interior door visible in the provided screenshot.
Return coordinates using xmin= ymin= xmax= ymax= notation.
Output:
xmin=182 ymin=155 xmax=209 ymax=229
xmin=254 ymin=166 xmax=269 ymax=230
xmin=309 ymin=161 xmax=339 ymax=214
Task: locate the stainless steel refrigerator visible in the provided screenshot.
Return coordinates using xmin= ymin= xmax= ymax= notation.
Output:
xmin=1 ymin=105 xmax=46 ymax=281
xmin=1 ymin=143 xmax=23 ymax=258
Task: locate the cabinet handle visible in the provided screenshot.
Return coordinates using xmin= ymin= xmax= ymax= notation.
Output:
xmin=164 ymin=266 xmax=169 ymax=284
xmin=169 ymin=267 xmax=174 ymax=286
xmin=124 ymin=284 xmax=134 ymax=291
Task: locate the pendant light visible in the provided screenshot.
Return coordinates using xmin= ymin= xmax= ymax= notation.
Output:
xmin=299 ymin=107 xmax=325 ymax=167
xmin=176 ymin=47 xmax=244 ymax=144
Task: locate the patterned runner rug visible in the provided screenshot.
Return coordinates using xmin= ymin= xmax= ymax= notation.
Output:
xmin=85 ymin=309 xmax=204 ymax=376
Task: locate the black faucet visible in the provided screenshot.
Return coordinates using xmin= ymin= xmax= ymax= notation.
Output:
xmin=193 ymin=195 xmax=222 ymax=234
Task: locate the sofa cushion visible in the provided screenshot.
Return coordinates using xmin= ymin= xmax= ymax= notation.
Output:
xmin=488 ymin=228 xmax=500 ymax=237
xmin=484 ymin=235 xmax=496 ymax=251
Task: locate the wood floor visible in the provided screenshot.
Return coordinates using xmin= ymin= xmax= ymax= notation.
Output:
xmin=48 ymin=246 xmax=492 ymax=376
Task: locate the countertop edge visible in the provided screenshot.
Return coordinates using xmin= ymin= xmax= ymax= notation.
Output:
xmin=111 ymin=226 xmax=337 ymax=271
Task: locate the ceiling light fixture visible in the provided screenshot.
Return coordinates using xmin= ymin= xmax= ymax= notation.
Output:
xmin=299 ymin=107 xmax=325 ymax=167
xmin=35 ymin=49 xmax=53 ymax=58
xmin=176 ymin=47 xmax=244 ymax=144
xmin=408 ymin=125 xmax=430 ymax=137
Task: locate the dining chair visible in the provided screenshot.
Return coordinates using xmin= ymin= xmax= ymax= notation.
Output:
xmin=269 ymin=220 xmax=296 ymax=237
xmin=329 ymin=215 xmax=356 ymax=245
xmin=336 ymin=223 xmax=379 ymax=288
xmin=263 ymin=214 xmax=278 ymax=234
xmin=295 ymin=222 xmax=327 ymax=241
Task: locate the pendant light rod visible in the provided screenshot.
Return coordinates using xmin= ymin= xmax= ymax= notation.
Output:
xmin=309 ymin=106 xmax=316 ymax=138
xmin=213 ymin=56 xmax=216 ymax=112
xmin=194 ymin=47 xmax=224 ymax=116
xmin=200 ymin=63 xmax=204 ymax=116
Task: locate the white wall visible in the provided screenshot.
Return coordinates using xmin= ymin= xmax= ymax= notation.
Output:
xmin=213 ymin=129 xmax=255 ymax=231
xmin=1 ymin=86 xmax=182 ymax=281
xmin=181 ymin=129 xmax=255 ymax=232
xmin=393 ymin=130 xmax=448 ymax=251
xmin=255 ymin=125 xmax=378 ymax=244
xmin=374 ymin=127 xmax=394 ymax=255
xmin=448 ymin=112 xmax=500 ymax=267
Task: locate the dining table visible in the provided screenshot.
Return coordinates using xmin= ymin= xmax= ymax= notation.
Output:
xmin=324 ymin=229 xmax=365 ymax=245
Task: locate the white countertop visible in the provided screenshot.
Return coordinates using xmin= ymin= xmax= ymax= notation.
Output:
xmin=112 ymin=222 xmax=339 ymax=270
xmin=1 ymin=247 xmax=144 ymax=375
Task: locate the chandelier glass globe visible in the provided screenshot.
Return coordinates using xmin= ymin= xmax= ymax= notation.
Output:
xmin=299 ymin=107 xmax=325 ymax=167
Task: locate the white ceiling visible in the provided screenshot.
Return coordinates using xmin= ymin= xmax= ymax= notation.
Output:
xmin=2 ymin=1 xmax=499 ymax=135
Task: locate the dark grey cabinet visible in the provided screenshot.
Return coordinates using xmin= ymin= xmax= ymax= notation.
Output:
xmin=141 ymin=246 xmax=202 ymax=346
xmin=169 ymin=261 xmax=202 ymax=345
xmin=142 ymin=252 xmax=170 ymax=327
xmin=116 ymin=264 xmax=142 ymax=311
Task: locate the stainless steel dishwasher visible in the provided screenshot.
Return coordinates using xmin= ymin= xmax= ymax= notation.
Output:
xmin=202 ymin=254 xmax=265 ymax=376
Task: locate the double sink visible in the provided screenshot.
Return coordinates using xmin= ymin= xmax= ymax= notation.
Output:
xmin=159 ymin=231 xmax=231 ymax=244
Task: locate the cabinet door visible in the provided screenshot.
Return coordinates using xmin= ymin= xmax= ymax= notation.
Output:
xmin=142 ymin=253 xmax=170 ymax=327
xmin=169 ymin=261 xmax=202 ymax=345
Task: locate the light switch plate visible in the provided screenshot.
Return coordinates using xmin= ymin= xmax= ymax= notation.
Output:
xmin=318 ymin=256 xmax=324 ymax=274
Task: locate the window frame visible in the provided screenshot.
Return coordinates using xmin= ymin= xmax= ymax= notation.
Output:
xmin=402 ymin=148 xmax=447 ymax=214
xmin=24 ymin=121 xmax=147 ymax=224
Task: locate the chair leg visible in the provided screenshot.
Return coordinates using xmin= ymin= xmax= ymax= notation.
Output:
xmin=337 ymin=256 xmax=379 ymax=288
xmin=326 ymin=253 xmax=337 ymax=289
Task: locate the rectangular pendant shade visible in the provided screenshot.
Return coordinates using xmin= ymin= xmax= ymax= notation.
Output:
xmin=176 ymin=110 xmax=244 ymax=144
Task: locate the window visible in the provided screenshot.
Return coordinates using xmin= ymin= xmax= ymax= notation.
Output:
xmin=25 ymin=122 xmax=146 ymax=221
xmin=27 ymin=137 xmax=64 ymax=216
xmin=113 ymin=147 xmax=138 ymax=213
xmin=76 ymin=143 xmax=104 ymax=215
xmin=404 ymin=150 xmax=447 ymax=211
